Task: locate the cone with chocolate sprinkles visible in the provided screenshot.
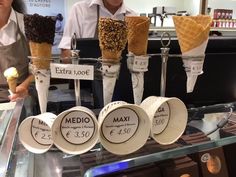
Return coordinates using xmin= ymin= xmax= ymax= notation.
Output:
xmin=98 ymin=17 xmax=127 ymax=61
xmin=98 ymin=18 xmax=127 ymax=105
xmin=24 ymin=13 xmax=56 ymax=113
xmin=173 ymin=15 xmax=212 ymax=93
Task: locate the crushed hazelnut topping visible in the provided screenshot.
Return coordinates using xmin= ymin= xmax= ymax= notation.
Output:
xmin=98 ymin=18 xmax=128 ymax=52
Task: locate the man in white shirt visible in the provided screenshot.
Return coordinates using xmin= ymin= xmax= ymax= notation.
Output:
xmin=58 ymin=0 xmax=138 ymax=108
xmin=58 ymin=0 xmax=137 ymax=57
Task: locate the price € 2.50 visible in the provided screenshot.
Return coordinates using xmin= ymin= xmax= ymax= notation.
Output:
xmin=34 ymin=131 xmax=52 ymax=140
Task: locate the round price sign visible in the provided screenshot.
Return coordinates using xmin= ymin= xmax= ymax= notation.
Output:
xmin=152 ymin=102 xmax=170 ymax=135
xmin=31 ymin=119 xmax=52 ymax=146
xmin=101 ymin=108 xmax=139 ymax=144
xmin=60 ymin=111 xmax=95 ymax=145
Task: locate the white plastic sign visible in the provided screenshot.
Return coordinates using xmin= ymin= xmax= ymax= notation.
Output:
xmin=50 ymin=63 xmax=94 ymax=80
xmin=132 ymin=56 xmax=149 ymax=72
xmin=190 ymin=60 xmax=204 ymax=75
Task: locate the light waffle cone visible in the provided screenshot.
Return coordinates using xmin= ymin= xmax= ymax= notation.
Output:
xmin=7 ymin=78 xmax=17 ymax=93
xmin=173 ymin=15 xmax=212 ymax=53
xmin=125 ymin=16 xmax=150 ymax=56
xmin=29 ymin=41 xmax=52 ymax=69
xmin=102 ymin=50 xmax=122 ymax=61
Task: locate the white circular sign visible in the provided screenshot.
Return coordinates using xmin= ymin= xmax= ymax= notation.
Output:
xmin=60 ymin=111 xmax=95 ymax=145
xmin=101 ymin=108 xmax=139 ymax=144
xmin=152 ymin=102 xmax=170 ymax=135
xmin=31 ymin=119 xmax=52 ymax=146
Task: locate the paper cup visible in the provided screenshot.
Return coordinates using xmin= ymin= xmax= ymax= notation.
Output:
xmin=98 ymin=101 xmax=151 ymax=155
xmin=52 ymin=106 xmax=99 ymax=155
xmin=18 ymin=112 xmax=57 ymax=154
xmin=140 ymin=96 xmax=188 ymax=145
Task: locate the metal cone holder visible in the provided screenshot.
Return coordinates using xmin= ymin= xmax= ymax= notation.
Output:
xmin=160 ymin=32 xmax=170 ymax=97
xmin=71 ymin=33 xmax=81 ymax=106
xmin=148 ymin=32 xmax=206 ymax=96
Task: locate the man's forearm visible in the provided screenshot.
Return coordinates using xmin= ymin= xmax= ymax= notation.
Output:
xmin=20 ymin=74 xmax=34 ymax=89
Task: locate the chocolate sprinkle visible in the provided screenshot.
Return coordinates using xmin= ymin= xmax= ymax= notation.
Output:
xmin=98 ymin=18 xmax=128 ymax=52
xmin=24 ymin=13 xmax=56 ymax=44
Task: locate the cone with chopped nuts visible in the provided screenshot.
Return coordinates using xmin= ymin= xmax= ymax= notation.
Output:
xmin=24 ymin=13 xmax=56 ymax=113
xmin=173 ymin=15 xmax=212 ymax=93
xmin=98 ymin=18 xmax=127 ymax=61
xmin=98 ymin=18 xmax=128 ymax=105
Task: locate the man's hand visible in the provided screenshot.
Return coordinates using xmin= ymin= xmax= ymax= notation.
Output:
xmin=9 ymin=84 xmax=28 ymax=102
xmin=61 ymin=49 xmax=72 ymax=63
xmin=9 ymin=74 xmax=34 ymax=102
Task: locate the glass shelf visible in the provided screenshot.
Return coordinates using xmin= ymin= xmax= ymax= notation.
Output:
xmin=0 ymin=110 xmax=13 ymax=144
xmin=6 ymin=109 xmax=236 ymax=177
xmin=0 ymin=100 xmax=23 ymax=177
xmin=84 ymin=135 xmax=236 ymax=177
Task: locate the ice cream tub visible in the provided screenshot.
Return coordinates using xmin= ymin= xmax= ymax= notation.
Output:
xmin=18 ymin=112 xmax=57 ymax=154
xmin=52 ymin=106 xmax=99 ymax=155
xmin=98 ymin=101 xmax=151 ymax=155
xmin=140 ymin=96 xmax=188 ymax=145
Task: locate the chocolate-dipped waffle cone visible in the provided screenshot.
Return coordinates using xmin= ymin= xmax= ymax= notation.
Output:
xmin=24 ymin=14 xmax=55 ymax=113
xmin=24 ymin=14 xmax=55 ymax=69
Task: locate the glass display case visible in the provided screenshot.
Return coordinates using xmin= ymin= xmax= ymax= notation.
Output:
xmin=2 ymin=36 xmax=236 ymax=176
xmin=1 ymin=101 xmax=236 ymax=177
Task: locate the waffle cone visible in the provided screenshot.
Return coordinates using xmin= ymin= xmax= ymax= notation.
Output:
xmin=125 ymin=16 xmax=150 ymax=55
xmin=7 ymin=78 xmax=17 ymax=93
xmin=98 ymin=18 xmax=127 ymax=61
xmin=173 ymin=15 xmax=212 ymax=53
xmin=102 ymin=50 xmax=122 ymax=61
xmin=29 ymin=41 xmax=52 ymax=69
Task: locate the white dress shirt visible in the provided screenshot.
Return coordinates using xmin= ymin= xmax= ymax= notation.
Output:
xmin=0 ymin=9 xmax=25 ymax=46
xmin=58 ymin=0 xmax=138 ymax=49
